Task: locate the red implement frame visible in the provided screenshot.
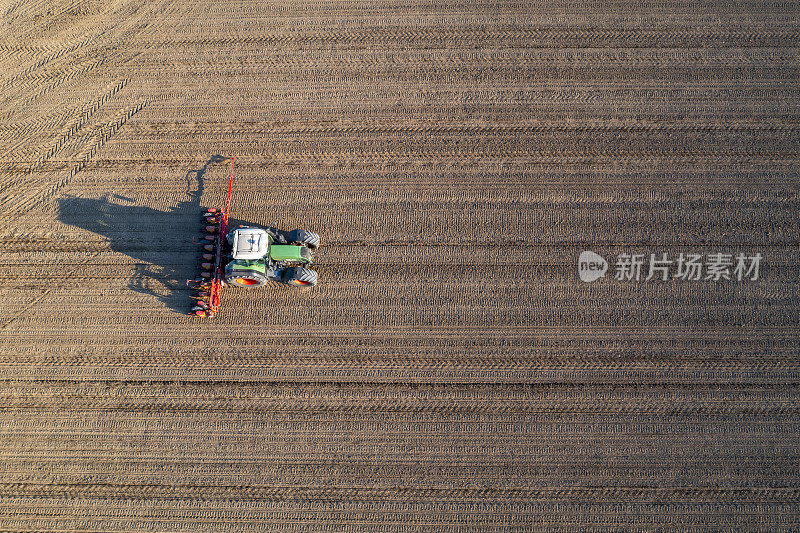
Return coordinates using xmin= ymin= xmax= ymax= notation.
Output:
xmin=208 ymin=156 xmax=235 ymax=314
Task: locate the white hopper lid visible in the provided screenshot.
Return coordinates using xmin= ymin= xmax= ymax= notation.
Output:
xmin=229 ymin=227 xmax=271 ymax=260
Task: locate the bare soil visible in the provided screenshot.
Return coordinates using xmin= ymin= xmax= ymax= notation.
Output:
xmin=1 ymin=0 xmax=799 ymax=530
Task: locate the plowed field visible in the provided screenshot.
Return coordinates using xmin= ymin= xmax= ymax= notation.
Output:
xmin=1 ymin=0 xmax=799 ymax=530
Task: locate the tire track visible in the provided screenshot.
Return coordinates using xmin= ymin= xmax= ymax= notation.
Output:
xmin=2 ymin=55 xmax=107 ymax=121
xmin=0 ymin=92 xmax=149 ymax=218
xmin=2 ymin=483 xmax=799 ymax=503
xmin=0 ymin=37 xmax=97 ymax=92
xmin=0 ymin=251 xmax=99 ymax=331
xmin=136 ymin=27 xmax=800 ymax=48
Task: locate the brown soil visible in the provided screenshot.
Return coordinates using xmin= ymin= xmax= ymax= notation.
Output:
xmin=1 ymin=0 xmax=799 ymax=530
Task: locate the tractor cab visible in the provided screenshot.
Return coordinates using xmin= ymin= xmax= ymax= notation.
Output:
xmin=229 ymin=227 xmax=271 ymax=260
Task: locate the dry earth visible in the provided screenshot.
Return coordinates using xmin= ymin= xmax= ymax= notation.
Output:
xmin=1 ymin=0 xmax=799 ymax=530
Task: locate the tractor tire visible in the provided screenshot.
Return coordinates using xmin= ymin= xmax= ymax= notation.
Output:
xmin=283 ymin=267 xmax=318 ymax=287
xmin=288 ymin=229 xmax=320 ymax=250
xmin=225 ymin=270 xmax=268 ymax=288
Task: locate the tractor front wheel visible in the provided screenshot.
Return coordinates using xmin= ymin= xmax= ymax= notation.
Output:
xmin=283 ymin=267 xmax=318 ymax=287
xmin=288 ymin=229 xmax=320 ymax=250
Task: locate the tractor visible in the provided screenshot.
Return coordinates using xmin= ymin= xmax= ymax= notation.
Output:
xmin=223 ymin=225 xmax=319 ymax=287
xmin=190 ymin=157 xmax=319 ymax=317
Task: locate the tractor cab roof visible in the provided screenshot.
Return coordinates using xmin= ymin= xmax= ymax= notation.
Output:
xmin=228 ymin=227 xmax=271 ymax=260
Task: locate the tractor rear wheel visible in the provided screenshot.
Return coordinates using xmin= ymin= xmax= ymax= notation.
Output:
xmin=283 ymin=267 xmax=318 ymax=287
xmin=225 ymin=270 xmax=268 ymax=287
xmin=288 ymin=229 xmax=320 ymax=250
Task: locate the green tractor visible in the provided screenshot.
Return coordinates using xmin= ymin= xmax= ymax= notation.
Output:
xmin=190 ymin=156 xmax=320 ymax=317
xmin=223 ymin=226 xmax=319 ymax=287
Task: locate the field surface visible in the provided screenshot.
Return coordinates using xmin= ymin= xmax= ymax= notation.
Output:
xmin=1 ymin=0 xmax=799 ymax=530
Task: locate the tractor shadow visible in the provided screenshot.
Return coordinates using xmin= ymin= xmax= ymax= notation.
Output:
xmin=57 ymin=155 xmax=246 ymax=314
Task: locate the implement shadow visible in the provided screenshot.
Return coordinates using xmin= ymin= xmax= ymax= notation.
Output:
xmin=57 ymin=155 xmax=234 ymax=314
